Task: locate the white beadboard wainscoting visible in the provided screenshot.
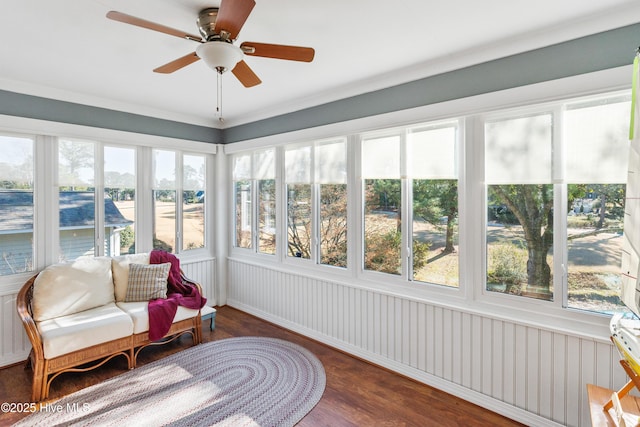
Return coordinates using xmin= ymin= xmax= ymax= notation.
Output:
xmin=181 ymin=258 xmax=217 ymax=305
xmin=0 ymin=257 xmax=216 ymax=368
xmin=227 ymin=258 xmax=629 ymax=427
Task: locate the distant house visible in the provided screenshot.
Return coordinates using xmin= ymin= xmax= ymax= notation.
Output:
xmin=0 ymin=191 xmax=132 ymax=275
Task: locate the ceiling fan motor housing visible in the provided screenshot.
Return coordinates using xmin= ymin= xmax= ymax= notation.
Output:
xmin=197 ymin=8 xmax=220 ymax=41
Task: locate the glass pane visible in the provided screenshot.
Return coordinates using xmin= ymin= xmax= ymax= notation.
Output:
xmin=254 ymin=149 xmax=275 ymax=180
xmin=183 ymin=155 xmax=205 ymax=190
xmin=58 ymin=139 xmax=94 ymax=187
xmin=565 ymin=95 xmax=631 ymax=313
xmin=59 ymin=140 xmax=96 ymax=261
xmin=317 ymin=140 xmax=347 ymax=184
xmin=0 ymin=135 xmax=34 ymax=276
xmin=233 ymin=154 xmax=251 ymax=180
xmin=287 ymin=183 xmax=311 ymax=259
xmin=153 ymin=189 xmax=175 ymax=253
xmin=104 ymin=146 xmax=135 ymax=256
xmin=285 ymin=146 xmax=311 ymax=184
xmin=567 ymin=183 xmax=627 ymax=313
xmin=486 ymin=184 xmax=554 ymax=300
xmin=412 ymin=179 xmax=458 ymax=287
xmin=183 ymin=154 xmax=205 ymax=251
xmin=362 ymin=136 xmax=401 ymax=179
xmin=565 ymin=96 xmax=630 ymax=183
xmin=259 ymin=179 xmax=276 ymax=254
xmin=364 ymin=179 xmax=401 ymax=275
xmin=183 ymin=197 xmax=204 ymax=251
xmin=485 ymin=114 xmax=553 ymax=184
xmin=235 ymin=180 xmax=252 ymax=249
xmin=409 ymin=125 xmax=457 ymax=179
xmin=153 ymin=150 xmax=176 ymax=189
xmin=320 ymin=184 xmax=347 ymax=268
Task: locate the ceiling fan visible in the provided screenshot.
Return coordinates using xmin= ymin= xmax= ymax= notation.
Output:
xmin=106 ymin=0 xmax=315 ymax=88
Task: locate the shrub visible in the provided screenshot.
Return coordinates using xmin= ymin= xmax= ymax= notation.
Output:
xmin=365 ymin=230 xmax=430 ymax=275
xmin=487 ymin=243 xmax=527 ymax=287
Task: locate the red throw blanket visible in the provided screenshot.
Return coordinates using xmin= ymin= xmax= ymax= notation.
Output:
xmin=148 ymin=250 xmax=207 ymax=341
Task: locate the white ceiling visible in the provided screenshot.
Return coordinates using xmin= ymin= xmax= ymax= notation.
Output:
xmin=1 ymin=0 xmax=639 ymax=129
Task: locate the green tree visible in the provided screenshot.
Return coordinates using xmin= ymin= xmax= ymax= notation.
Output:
xmin=413 ymin=179 xmax=458 ymax=253
xmin=58 ymin=140 xmax=93 ymax=190
xmin=367 ymin=179 xmax=401 ymax=231
xmin=489 ymin=184 xmax=553 ymax=293
xmin=586 ymin=184 xmax=625 ymax=229
xmin=287 ymin=184 xmax=311 ymax=258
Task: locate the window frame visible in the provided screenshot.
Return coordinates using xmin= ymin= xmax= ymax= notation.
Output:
xmin=478 ymin=90 xmax=632 ymax=315
xmin=152 ymin=148 xmax=211 ymax=256
xmin=223 ymin=67 xmax=632 ymax=334
xmin=358 ymin=120 xmax=463 ymax=292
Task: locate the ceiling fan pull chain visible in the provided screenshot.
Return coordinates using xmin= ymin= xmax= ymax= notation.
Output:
xmin=216 ymin=71 xmax=224 ymax=122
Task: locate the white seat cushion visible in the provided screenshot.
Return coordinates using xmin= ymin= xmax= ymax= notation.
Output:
xmin=37 ymin=303 xmax=133 ymax=359
xmin=116 ymin=302 xmax=199 ymax=334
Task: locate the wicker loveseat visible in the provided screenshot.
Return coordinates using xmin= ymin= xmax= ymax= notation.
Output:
xmin=16 ymin=253 xmax=215 ymax=402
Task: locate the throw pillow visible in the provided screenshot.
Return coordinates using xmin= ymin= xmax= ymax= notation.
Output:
xmin=124 ymin=262 xmax=171 ymax=302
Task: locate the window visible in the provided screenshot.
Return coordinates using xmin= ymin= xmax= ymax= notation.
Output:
xmin=256 ymin=150 xmax=276 ymax=255
xmin=485 ymin=113 xmax=554 ymax=300
xmin=0 ymin=134 xmax=34 ymax=276
xmin=232 ymin=149 xmax=277 ymax=253
xmin=183 ymin=154 xmax=206 ymax=251
xmin=230 ymin=153 xmax=251 ymax=251
xmin=317 ymin=140 xmax=348 ymax=268
xmin=285 ymin=146 xmax=312 ymax=259
xmin=285 ymin=140 xmax=348 ymax=266
xmin=483 ymin=92 xmax=631 ymax=313
xmin=104 ymin=146 xmax=136 ymax=256
xmin=233 ymin=153 xmax=252 ymax=249
xmin=362 ymin=124 xmax=460 ymax=285
xmin=152 ymin=149 xmax=207 ymax=254
xmin=564 ymin=95 xmax=630 ymax=312
xmin=153 ymin=149 xmax=177 ymax=253
xmin=58 ymin=139 xmax=97 ymax=261
xmin=362 ymin=135 xmax=402 ymax=275
xmin=58 ymin=141 xmax=138 ymax=261
xmin=409 ymin=124 xmax=459 ymax=287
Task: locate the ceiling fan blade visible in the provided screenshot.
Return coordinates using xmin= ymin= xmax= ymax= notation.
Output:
xmin=106 ymin=11 xmax=202 ymax=42
xmin=232 ymin=60 xmax=262 ymax=88
xmin=240 ymin=42 xmax=315 ymax=62
xmin=214 ymin=0 xmax=256 ymax=39
xmin=153 ymin=52 xmax=200 ymax=74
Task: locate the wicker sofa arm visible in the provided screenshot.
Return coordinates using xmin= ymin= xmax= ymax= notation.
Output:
xmin=16 ymin=274 xmax=45 ymax=365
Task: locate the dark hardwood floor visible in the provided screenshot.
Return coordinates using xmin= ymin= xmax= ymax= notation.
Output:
xmin=0 ymin=306 xmax=523 ymax=426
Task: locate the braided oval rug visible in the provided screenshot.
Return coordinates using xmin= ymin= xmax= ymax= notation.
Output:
xmin=17 ymin=337 xmax=326 ymax=427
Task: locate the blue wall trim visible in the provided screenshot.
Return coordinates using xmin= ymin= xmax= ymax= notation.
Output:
xmin=1 ymin=23 xmax=638 ymax=144
xmin=223 ymin=22 xmax=640 ymax=143
xmin=0 ymin=89 xmax=220 ymax=143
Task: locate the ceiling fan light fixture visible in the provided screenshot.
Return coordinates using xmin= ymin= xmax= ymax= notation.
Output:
xmin=196 ymin=41 xmax=243 ymax=73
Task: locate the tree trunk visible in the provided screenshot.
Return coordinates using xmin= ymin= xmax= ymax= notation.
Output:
xmin=443 ymin=211 xmax=456 ymax=254
xmin=526 ymin=243 xmax=551 ymax=291
xmin=597 ymin=193 xmax=606 ymax=229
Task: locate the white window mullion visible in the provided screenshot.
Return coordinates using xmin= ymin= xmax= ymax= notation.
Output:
xmin=94 ymin=143 xmax=105 ymax=256
xmin=350 ymin=135 xmax=361 ymax=277
xmin=553 ymin=105 xmax=567 ymax=308
xmin=400 ymin=132 xmax=411 ymax=280
xmin=137 ymin=146 xmax=153 ymax=254
xmin=468 ymin=116 xmax=486 ymax=302
xmin=175 ymin=152 xmax=184 ymax=253
xmin=456 ymin=118 xmax=470 ymax=298
xmin=37 ymin=135 xmax=58 ymax=267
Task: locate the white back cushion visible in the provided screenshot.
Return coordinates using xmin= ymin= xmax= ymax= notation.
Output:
xmin=32 ymin=257 xmax=114 ymax=321
xmin=111 ymin=253 xmax=150 ymax=302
